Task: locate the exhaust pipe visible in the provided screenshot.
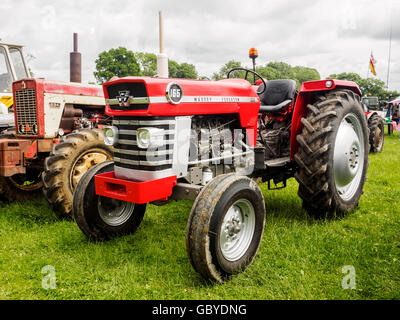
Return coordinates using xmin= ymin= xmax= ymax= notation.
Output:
xmin=70 ymin=33 xmax=82 ymax=83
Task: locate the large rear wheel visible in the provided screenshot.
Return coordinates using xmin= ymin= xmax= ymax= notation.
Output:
xmin=42 ymin=129 xmax=112 ymax=219
xmin=294 ymin=89 xmax=369 ymax=218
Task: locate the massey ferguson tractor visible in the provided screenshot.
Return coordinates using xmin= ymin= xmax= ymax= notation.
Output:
xmin=73 ymin=68 xmax=369 ymax=282
xmin=0 ymin=34 xmax=112 ymax=218
xmin=362 ymin=96 xmax=385 ymax=153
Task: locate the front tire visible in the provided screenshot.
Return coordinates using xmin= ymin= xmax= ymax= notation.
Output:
xmin=295 ymin=89 xmax=369 ymax=218
xmin=72 ymin=161 xmax=146 ymax=241
xmin=186 ymin=174 xmax=266 ymax=282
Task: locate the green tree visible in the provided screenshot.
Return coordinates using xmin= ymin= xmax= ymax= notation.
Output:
xmin=291 ymin=66 xmax=320 ymax=84
xmin=94 ymin=47 xmax=141 ymax=84
xmin=176 ymin=62 xmax=198 ymax=79
xmin=212 ymin=60 xmax=244 ymax=80
xmin=135 ymin=52 xmax=157 ymax=76
xmin=168 ymin=60 xmax=180 ymax=78
xmin=328 ymin=72 xmax=388 ymax=100
xmin=265 ymin=62 xmax=295 ymax=80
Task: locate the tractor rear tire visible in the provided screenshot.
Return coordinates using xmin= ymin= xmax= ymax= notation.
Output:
xmin=42 ymin=129 xmax=112 ymax=219
xmin=72 ymin=161 xmax=146 ymax=241
xmin=186 ymin=174 xmax=265 ymax=282
xmin=368 ymin=113 xmax=385 ymax=153
xmin=0 ymin=130 xmax=43 ymax=201
xmin=294 ymin=89 xmax=369 ymax=218
xmin=0 ymin=172 xmax=43 ymax=202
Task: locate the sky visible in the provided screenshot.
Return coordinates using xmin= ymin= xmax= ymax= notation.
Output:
xmin=0 ymin=0 xmax=399 ymax=91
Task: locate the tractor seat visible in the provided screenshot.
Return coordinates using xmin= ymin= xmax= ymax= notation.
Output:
xmin=258 ymin=79 xmax=297 ymax=113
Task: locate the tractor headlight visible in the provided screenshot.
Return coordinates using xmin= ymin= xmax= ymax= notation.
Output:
xmin=103 ymin=126 xmax=119 ymax=146
xmin=137 ymin=127 xmax=164 ymax=149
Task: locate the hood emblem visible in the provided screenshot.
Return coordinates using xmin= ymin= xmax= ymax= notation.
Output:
xmin=166 ymin=83 xmax=183 ymax=104
xmin=117 ymin=90 xmax=131 ymax=107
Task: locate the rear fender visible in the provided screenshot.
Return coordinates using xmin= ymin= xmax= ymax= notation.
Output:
xmin=290 ymin=79 xmax=361 ymax=159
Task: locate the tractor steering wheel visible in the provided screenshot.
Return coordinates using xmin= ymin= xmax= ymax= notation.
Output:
xmin=227 ymin=67 xmax=266 ymax=95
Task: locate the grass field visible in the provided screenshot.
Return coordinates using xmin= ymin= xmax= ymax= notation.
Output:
xmin=0 ymin=132 xmax=399 ymax=300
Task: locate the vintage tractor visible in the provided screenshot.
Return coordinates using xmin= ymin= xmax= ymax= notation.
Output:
xmin=0 ymin=41 xmax=30 ymax=133
xmin=0 ymin=34 xmax=112 ymax=218
xmin=361 ymin=96 xmax=385 ymax=152
xmin=73 ymin=69 xmax=369 ymax=282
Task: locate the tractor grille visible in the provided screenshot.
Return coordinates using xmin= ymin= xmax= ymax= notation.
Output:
xmin=14 ymin=88 xmax=38 ymax=135
xmin=113 ymin=116 xmax=175 ymax=171
xmin=107 ymin=82 xmax=149 ymax=111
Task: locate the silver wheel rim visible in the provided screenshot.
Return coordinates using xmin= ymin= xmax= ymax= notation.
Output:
xmin=98 ymin=197 xmax=134 ymax=226
xmin=219 ymin=199 xmax=256 ymax=262
xmin=333 ymin=113 xmax=365 ymax=201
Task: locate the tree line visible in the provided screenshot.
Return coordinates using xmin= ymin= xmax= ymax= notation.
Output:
xmin=94 ymin=47 xmax=399 ymax=100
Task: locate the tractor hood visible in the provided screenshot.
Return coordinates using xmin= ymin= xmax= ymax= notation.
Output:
xmin=103 ymin=76 xmax=261 ymax=128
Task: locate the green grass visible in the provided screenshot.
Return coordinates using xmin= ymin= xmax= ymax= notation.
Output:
xmin=0 ymin=132 xmax=399 ymax=300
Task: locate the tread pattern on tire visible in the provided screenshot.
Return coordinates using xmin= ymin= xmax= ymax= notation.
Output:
xmin=294 ymin=89 xmax=368 ymax=218
xmin=368 ymin=113 xmax=385 ymax=153
xmin=186 ymin=174 xmax=265 ymax=282
xmin=42 ymin=129 xmax=112 ymax=219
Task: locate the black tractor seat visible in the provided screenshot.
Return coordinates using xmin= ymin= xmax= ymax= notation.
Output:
xmin=258 ymin=79 xmax=297 ymax=113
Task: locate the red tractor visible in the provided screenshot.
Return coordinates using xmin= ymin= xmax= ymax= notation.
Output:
xmin=73 ymin=69 xmax=369 ymax=282
xmin=0 ymin=34 xmax=112 ymax=218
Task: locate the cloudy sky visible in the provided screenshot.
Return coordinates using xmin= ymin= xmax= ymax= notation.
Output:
xmin=1 ymin=0 xmax=399 ymax=90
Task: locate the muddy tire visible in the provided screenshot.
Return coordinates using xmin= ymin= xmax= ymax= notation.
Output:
xmin=72 ymin=161 xmax=146 ymax=241
xmin=42 ymin=129 xmax=112 ymax=219
xmin=186 ymin=174 xmax=265 ymax=282
xmin=0 ymin=172 xmax=43 ymax=202
xmin=368 ymin=113 xmax=385 ymax=153
xmin=294 ymin=89 xmax=369 ymax=218
xmin=0 ymin=130 xmax=43 ymax=201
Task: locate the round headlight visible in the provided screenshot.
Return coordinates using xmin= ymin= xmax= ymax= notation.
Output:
xmin=137 ymin=129 xmax=150 ymax=149
xmin=103 ymin=126 xmax=118 ymax=146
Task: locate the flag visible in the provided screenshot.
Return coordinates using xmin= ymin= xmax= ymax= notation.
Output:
xmin=369 ymin=52 xmax=377 ymax=76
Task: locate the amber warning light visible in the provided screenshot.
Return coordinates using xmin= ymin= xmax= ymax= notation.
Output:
xmin=249 ymin=47 xmax=258 ymax=59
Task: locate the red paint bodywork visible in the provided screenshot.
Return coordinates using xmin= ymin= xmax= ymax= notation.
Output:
xmin=95 ymin=171 xmax=177 ymax=204
xmin=103 ymin=77 xmax=260 ymax=146
xmin=0 ymin=79 xmax=104 ymax=177
xmin=12 ymin=78 xmax=103 ymax=139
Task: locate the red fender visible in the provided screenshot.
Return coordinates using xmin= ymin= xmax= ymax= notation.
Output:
xmin=290 ymin=79 xmax=362 ymax=159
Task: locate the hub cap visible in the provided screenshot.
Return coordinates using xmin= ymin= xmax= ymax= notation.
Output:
xmin=71 ymin=151 xmax=109 ymax=189
xmin=98 ymin=196 xmax=135 ymax=226
xmin=219 ymin=199 xmax=256 ymax=261
xmin=333 ymin=113 xmax=365 ymax=201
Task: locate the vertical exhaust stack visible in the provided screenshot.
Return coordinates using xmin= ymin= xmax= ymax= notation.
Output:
xmin=70 ymin=33 xmax=82 ymax=83
xmin=157 ymin=11 xmax=168 ymax=77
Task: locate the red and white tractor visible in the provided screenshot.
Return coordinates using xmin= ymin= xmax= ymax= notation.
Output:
xmin=0 ymin=34 xmax=112 ymax=218
xmin=73 ymin=69 xmax=369 ymax=282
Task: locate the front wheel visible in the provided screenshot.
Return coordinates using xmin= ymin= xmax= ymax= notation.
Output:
xmin=72 ymin=161 xmax=146 ymax=241
xmin=186 ymin=174 xmax=266 ymax=282
xmin=295 ymin=89 xmax=369 ymax=218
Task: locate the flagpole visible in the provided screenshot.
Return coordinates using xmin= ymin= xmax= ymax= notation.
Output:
xmin=386 ymin=22 xmax=392 ymax=90
xmin=366 ymin=51 xmax=370 ymax=79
